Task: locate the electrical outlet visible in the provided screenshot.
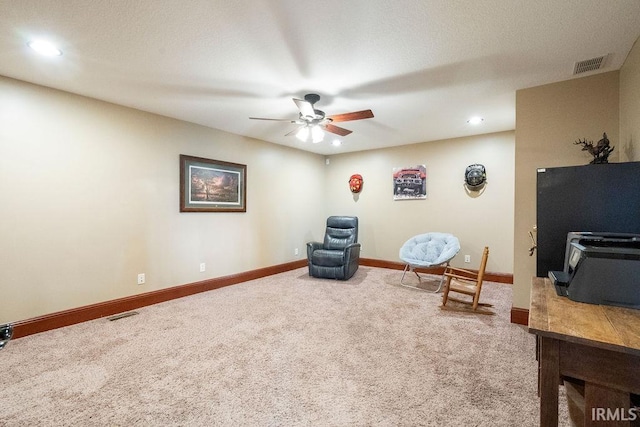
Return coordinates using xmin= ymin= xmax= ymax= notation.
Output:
xmin=294 ymin=248 xmax=299 ymax=256
xmin=137 ymin=273 xmax=145 ymax=285
xmin=464 ymin=255 xmax=471 ymax=263
xmin=200 ymin=263 xmax=206 ymax=272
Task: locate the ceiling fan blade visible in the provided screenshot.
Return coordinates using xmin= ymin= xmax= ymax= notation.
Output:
xmin=328 ymin=109 xmax=374 ymax=122
xmin=249 ymin=117 xmax=297 ymax=122
xmin=325 ymin=123 xmax=352 ymax=136
xmin=293 ymin=98 xmax=316 ymax=119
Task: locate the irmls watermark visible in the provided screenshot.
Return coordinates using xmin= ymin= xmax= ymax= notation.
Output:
xmin=591 ymin=406 xmax=639 ymax=422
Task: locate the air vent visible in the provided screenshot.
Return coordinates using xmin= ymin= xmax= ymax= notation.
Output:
xmin=107 ymin=311 xmax=139 ymax=321
xmin=573 ymin=55 xmax=607 ymax=75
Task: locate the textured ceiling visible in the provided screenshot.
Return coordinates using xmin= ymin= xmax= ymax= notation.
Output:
xmin=1 ymin=1 xmax=640 ymax=155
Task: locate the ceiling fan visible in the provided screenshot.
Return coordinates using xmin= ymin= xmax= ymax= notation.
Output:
xmin=249 ymin=93 xmax=374 ymax=142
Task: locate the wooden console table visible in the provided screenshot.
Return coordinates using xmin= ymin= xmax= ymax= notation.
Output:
xmin=528 ymin=277 xmax=640 ymax=426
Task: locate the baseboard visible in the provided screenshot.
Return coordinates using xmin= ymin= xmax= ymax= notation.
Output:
xmin=360 ymin=258 xmax=513 ymax=284
xmin=510 ymin=307 xmax=529 ymax=326
xmin=12 ymin=258 xmax=515 ymax=339
xmin=12 ymin=259 xmax=307 ymax=339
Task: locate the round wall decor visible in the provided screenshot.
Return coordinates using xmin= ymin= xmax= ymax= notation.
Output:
xmin=464 ymin=164 xmax=487 ymax=190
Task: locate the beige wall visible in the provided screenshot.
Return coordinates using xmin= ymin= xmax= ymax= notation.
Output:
xmin=1 ymin=74 xmax=516 ymax=324
xmin=325 ymin=132 xmax=515 ymax=275
xmin=513 ymin=71 xmax=620 ymax=309
xmin=6 ymin=45 xmax=636 ymax=322
xmin=0 ymin=76 xmax=327 ymax=324
xmin=620 ymin=37 xmax=640 ymax=161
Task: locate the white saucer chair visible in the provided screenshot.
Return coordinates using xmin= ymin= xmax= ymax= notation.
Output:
xmin=399 ymin=232 xmax=461 ymax=292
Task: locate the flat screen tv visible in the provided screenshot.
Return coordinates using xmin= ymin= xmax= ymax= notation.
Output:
xmin=536 ymin=161 xmax=640 ymax=277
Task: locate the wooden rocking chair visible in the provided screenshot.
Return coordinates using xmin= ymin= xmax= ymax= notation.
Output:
xmin=441 ymin=247 xmax=493 ymax=314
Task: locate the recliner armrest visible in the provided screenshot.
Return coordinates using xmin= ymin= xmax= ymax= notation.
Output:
xmin=307 ymin=241 xmax=324 ymax=259
xmin=344 ymin=242 xmax=361 ymax=257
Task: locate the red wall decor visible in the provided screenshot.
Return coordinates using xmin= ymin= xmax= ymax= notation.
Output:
xmin=349 ymin=174 xmax=363 ymax=193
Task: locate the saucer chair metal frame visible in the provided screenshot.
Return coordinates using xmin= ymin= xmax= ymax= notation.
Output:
xmin=399 ymin=232 xmax=461 ymax=292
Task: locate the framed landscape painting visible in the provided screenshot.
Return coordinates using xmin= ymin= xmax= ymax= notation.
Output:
xmin=180 ymin=155 xmax=246 ymax=212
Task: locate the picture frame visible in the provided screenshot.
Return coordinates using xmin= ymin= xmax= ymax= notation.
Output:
xmin=393 ymin=165 xmax=427 ymax=200
xmin=180 ymin=154 xmax=246 ymax=212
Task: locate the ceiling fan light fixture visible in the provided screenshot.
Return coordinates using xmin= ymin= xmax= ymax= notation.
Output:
xmin=332 ymin=139 xmax=342 ymax=146
xmin=296 ymin=126 xmax=310 ymax=142
xmin=467 ymin=116 xmax=484 ymax=125
xmin=311 ymin=126 xmax=324 ymax=143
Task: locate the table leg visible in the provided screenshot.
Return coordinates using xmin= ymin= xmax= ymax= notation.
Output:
xmin=536 ymin=335 xmax=541 ymax=396
xmin=539 ymin=336 xmax=560 ymax=427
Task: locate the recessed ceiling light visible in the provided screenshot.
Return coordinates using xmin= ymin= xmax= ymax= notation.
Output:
xmin=332 ymin=139 xmax=342 ymax=147
xmin=467 ymin=117 xmax=484 ymax=125
xmin=27 ymin=39 xmax=62 ymax=57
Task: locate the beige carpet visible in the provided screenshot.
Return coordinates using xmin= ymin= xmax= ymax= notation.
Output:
xmin=0 ymin=267 xmax=570 ymax=426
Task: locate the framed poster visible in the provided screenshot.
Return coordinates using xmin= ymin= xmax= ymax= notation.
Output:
xmin=393 ymin=165 xmax=426 ymax=200
xmin=180 ymin=155 xmax=246 ymax=212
